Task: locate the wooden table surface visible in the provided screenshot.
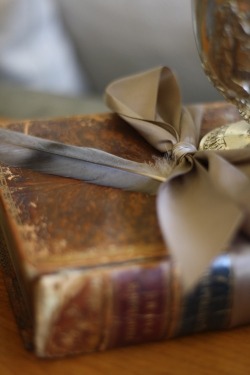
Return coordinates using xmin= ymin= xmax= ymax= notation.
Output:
xmin=1 ymin=268 xmax=250 ymax=375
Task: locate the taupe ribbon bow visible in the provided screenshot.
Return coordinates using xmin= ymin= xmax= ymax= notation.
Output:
xmin=105 ymin=66 xmax=250 ymax=291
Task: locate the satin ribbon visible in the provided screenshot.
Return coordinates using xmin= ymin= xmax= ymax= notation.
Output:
xmin=105 ymin=66 xmax=250 ymax=293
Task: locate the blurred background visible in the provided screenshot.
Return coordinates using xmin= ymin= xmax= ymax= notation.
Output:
xmin=0 ymin=0 xmax=221 ymax=120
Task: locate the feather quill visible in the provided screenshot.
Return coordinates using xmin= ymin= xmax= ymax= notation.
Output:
xmin=0 ymin=128 xmax=171 ymax=194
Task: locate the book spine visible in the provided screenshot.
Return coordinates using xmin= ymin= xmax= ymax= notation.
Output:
xmin=105 ymin=260 xmax=173 ymax=348
xmin=33 ymin=259 xmax=174 ymax=357
xmin=178 ymin=254 xmax=232 ymax=336
xmin=34 ymin=252 xmax=234 ymax=358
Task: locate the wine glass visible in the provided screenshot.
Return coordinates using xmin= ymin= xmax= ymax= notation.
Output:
xmin=192 ymin=0 xmax=250 ymax=123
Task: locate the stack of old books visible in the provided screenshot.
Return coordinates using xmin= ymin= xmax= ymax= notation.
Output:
xmin=1 ymin=97 xmax=250 ymax=358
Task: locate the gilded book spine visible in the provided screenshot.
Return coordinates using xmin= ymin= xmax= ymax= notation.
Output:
xmin=179 ymin=255 xmax=232 ymax=336
xmin=33 ymin=260 xmax=173 ymax=357
xmin=33 ymin=255 xmax=234 ymax=357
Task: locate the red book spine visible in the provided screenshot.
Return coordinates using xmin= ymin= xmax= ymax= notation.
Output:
xmin=35 ymin=260 xmax=174 ymax=357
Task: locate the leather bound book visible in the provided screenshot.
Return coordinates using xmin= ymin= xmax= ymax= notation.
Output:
xmin=0 ymin=102 xmax=248 ymax=358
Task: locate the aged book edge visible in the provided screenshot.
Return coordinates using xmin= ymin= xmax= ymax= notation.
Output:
xmin=0 ymin=227 xmax=33 ymax=350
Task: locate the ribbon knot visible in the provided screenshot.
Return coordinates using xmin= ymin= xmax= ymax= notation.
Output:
xmin=172 ymin=142 xmax=197 ymax=163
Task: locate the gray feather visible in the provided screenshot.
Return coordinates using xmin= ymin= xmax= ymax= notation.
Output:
xmin=0 ymin=128 xmax=168 ymax=194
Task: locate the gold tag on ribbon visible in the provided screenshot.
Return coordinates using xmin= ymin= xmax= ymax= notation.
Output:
xmin=199 ymin=121 xmax=250 ymax=151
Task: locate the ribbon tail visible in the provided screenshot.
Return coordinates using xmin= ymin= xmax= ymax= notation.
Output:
xmin=0 ymin=128 xmax=164 ymax=194
xmin=156 ymin=158 xmax=243 ymax=293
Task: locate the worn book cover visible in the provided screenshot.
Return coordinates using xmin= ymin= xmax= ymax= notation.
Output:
xmin=0 ymin=102 xmax=249 ymax=358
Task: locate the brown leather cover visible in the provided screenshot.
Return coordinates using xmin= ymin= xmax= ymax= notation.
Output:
xmin=0 ymin=103 xmax=241 ymax=357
